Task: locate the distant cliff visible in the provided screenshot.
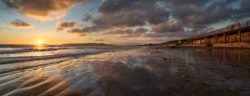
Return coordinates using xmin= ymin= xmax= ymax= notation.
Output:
xmin=61 ymin=43 xmax=115 ymax=46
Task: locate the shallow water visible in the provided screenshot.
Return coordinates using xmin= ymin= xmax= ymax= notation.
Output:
xmin=0 ymin=46 xmax=249 ymax=96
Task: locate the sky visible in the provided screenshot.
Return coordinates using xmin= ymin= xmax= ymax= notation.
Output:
xmin=0 ymin=0 xmax=249 ymax=45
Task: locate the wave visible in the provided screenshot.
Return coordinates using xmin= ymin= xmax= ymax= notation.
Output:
xmin=0 ymin=50 xmax=105 ymax=64
xmin=0 ymin=47 xmax=67 ymax=54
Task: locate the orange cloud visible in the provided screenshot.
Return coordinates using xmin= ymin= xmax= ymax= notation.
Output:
xmin=4 ymin=0 xmax=83 ymax=20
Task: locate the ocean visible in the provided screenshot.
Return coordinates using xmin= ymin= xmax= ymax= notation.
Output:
xmin=0 ymin=45 xmax=115 ymax=73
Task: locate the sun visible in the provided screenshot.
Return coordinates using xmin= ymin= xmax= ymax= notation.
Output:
xmin=35 ymin=39 xmax=45 ymax=46
xmin=33 ymin=39 xmax=47 ymax=50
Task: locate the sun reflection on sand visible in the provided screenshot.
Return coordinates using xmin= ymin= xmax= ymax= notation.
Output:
xmin=33 ymin=45 xmax=46 ymax=50
xmin=33 ymin=40 xmax=48 ymax=56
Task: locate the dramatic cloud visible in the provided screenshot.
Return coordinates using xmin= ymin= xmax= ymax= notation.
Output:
xmin=74 ymin=0 xmax=250 ymax=37
xmin=171 ymin=0 xmax=238 ymax=29
xmin=68 ymin=0 xmax=170 ymax=37
xmin=4 ymin=0 xmax=250 ymax=44
xmin=90 ymin=0 xmax=170 ymax=31
xmin=10 ymin=19 xmax=32 ymax=29
xmin=4 ymin=0 xmax=83 ymax=20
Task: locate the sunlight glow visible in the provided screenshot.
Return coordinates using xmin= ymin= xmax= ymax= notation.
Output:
xmin=35 ymin=39 xmax=44 ymax=46
xmin=33 ymin=39 xmax=47 ymax=50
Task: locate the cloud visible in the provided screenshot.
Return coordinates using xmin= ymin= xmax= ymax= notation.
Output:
xmin=67 ymin=28 xmax=86 ymax=36
xmin=67 ymin=0 xmax=170 ymax=34
xmin=56 ymin=21 xmax=76 ymax=31
xmin=56 ymin=0 xmax=250 ymax=44
xmin=152 ymin=19 xmax=183 ymax=33
xmin=104 ymin=1 xmax=245 ymax=29
xmin=170 ymin=0 xmax=242 ymax=30
xmin=4 ymin=0 xmax=83 ymax=20
xmin=58 ymin=0 xmax=250 ymax=44
xmin=10 ymin=19 xmax=32 ymax=29
xmin=56 ymin=21 xmax=90 ymax=36
xmin=82 ymin=9 xmax=94 ymax=22
xmin=6 ymin=0 xmax=249 ymax=44
xmin=105 ymin=27 xmax=149 ymax=37
xmin=79 ymin=0 xmax=170 ymax=33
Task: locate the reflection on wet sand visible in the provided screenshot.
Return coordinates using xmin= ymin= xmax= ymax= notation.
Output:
xmin=191 ymin=48 xmax=250 ymax=66
xmin=0 ymin=47 xmax=250 ymax=96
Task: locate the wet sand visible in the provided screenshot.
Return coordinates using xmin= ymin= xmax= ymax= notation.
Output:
xmin=0 ymin=46 xmax=250 ymax=96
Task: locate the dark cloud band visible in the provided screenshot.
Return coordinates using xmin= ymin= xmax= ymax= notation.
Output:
xmin=73 ymin=0 xmax=250 ymax=37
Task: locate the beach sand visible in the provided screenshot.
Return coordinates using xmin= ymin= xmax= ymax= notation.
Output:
xmin=0 ymin=46 xmax=250 ymax=96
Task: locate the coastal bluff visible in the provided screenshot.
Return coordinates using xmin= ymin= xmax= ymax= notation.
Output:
xmin=161 ymin=20 xmax=250 ymax=48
